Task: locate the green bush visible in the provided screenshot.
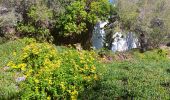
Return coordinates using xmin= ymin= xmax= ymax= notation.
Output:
xmin=134 ymin=49 xmax=169 ymax=61
xmin=0 ymin=37 xmax=7 ymax=44
xmin=8 ymin=42 xmax=98 ymax=100
xmin=17 ymin=2 xmax=53 ymax=42
xmin=0 ymin=38 xmax=36 ymax=67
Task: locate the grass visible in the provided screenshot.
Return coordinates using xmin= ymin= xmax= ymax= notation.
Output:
xmin=80 ymin=49 xmax=170 ymax=99
xmin=0 ymin=68 xmax=18 ymax=100
xmin=0 ymin=38 xmax=35 ymax=67
xmin=1 ymin=38 xmax=170 ymax=99
xmin=0 ymin=38 xmax=35 ymax=100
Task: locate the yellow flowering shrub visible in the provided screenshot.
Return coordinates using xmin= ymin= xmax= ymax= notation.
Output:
xmin=8 ymin=42 xmax=98 ymax=100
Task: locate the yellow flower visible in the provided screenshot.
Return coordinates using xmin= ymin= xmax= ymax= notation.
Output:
xmin=7 ymin=61 xmax=17 ymax=68
xmin=89 ymin=56 xmax=95 ymax=61
xmin=47 ymin=96 xmax=51 ymax=100
xmin=25 ymin=69 xmax=33 ymax=77
xmin=60 ymin=82 xmax=66 ymax=91
xmin=70 ymin=90 xmax=78 ymax=100
xmin=91 ymin=65 xmax=96 ymax=73
xmin=80 ymin=59 xmax=86 ymax=64
xmin=23 ymin=46 xmax=30 ymax=51
xmin=71 ymin=96 xmax=77 ymax=100
xmin=83 ymin=75 xmax=91 ymax=81
xmin=21 ymin=66 xmax=26 ymax=71
xmin=35 ymin=79 xmax=39 ymax=83
xmin=71 ymin=90 xmax=78 ymax=95
xmin=94 ymin=74 xmax=98 ymax=80
xmin=84 ymin=64 xmax=89 ymax=69
xmin=48 ymin=79 xmax=52 ymax=85
xmin=79 ymin=68 xmax=84 ymax=72
xmin=22 ymin=53 xmax=28 ymax=58
xmin=18 ymin=63 xmax=27 ymax=71
xmin=51 ymin=49 xmax=56 ymax=55
xmin=32 ymin=48 xmax=39 ymax=54
xmin=44 ymin=59 xmax=51 ymax=66
xmin=56 ymin=60 xmax=61 ymax=67
xmin=13 ymin=52 xmax=16 ymax=56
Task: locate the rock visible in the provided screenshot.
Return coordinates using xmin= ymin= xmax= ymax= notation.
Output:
xmin=16 ymin=76 xmax=26 ymax=82
xmin=3 ymin=66 xmax=10 ymax=71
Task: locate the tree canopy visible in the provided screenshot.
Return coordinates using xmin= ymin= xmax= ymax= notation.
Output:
xmin=110 ymin=0 xmax=170 ymax=49
xmin=56 ymin=0 xmax=113 ymax=49
xmin=0 ymin=0 xmax=170 ymax=50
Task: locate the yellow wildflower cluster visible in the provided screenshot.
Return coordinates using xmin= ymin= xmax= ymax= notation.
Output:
xmin=60 ymin=82 xmax=66 ymax=91
xmin=13 ymin=52 xmax=17 ymax=56
xmin=7 ymin=61 xmax=16 ymax=68
xmin=22 ymin=43 xmax=55 ymax=57
xmin=67 ymin=90 xmax=78 ymax=100
xmin=8 ymin=42 xmax=99 ymax=100
xmin=7 ymin=61 xmax=27 ymax=70
xmin=18 ymin=63 xmax=27 ymax=71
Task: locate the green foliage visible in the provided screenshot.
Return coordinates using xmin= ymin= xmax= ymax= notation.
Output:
xmin=0 ymin=9 xmax=18 ymax=27
xmin=97 ymin=48 xmax=114 ymax=58
xmin=117 ymin=0 xmax=139 ymax=30
xmin=8 ymin=42 xmax=98 ymax=100
xmin=0 ymin=37 xmax=7 ymax=44
xmin=57 ymin=0 xmax=112 ymax=36
xmin=0 ymin=68 xmax=18 ymax=100
xmin=0 ymin=38 xmax=35 ymax=67
xmin=135 ymin=49 xmax=169 ymax=61
xmin=112 ymin=0 xmax=170 ymax=49
xmin=0 ymin=38 xmax=35 ymax=100
xmin=17 ymin=2 xmax=53 ymax=42
xmin=0 ymin=8 xmax=19 ymax=40
xmin=1 ymin=38 xmax=170 ymax=99
xmin=28 ymin=4 xmax=53 ymax=22
xmin=81 ymin=50 xmax=170 ymax=99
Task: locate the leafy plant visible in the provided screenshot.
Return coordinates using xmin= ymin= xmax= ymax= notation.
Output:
xmin=0 ymin=38 xmax=35 ymax=67
xmin=17 ymin=2 xmax=53 ymax=42
xmin=0 ymin=68 xmax=18 ymax=100
xmin=57 ymin=0 xmax=113 ymax=49
xmin=0 ymin=38 xmax=36 ymax=100
xmin=8 ymin=42 xmax=98 ymax=100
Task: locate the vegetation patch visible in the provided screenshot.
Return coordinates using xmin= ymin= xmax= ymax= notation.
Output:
xmin=80 ymin=50 xmax=170 ymax=99
xmin=4 ymin=41 xmax=98 ymax=100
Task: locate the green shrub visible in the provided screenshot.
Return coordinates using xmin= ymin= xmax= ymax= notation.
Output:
xmin=134 ymin=49 xmax=169 ymax=61
xmin=17 ymin=3 xmax=53 ymax=42
xmin=0 ymin=37 xmax=7 ymax=44
xmin=157 ymin=49 xmax=168 ymax=58
xmin=97 ymin=48 xmax=113 ymax=58
xmin=0 ymin=38 xmax=36 ymax=67
xmin=8 ymin=42 xmax=98 ymax=100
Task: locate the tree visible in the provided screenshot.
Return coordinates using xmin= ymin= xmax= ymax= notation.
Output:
xmin=134 ymin=0 xmax=170 ymax=49
xmin=117 ymin=0 xmax=139 ymax=31
xmin=103 ymin=0 xmax=139 ymax=50
xmin=56 ymin=0 xmax=113 ymax=49
xmin=16 ymin=1 xmax=53 ymax=42
xmin=0 ymin=0 xmax=21 ymax=40
xmin=0 ymin=0 xmax=77 ymax=42
xmin=110 ymin=0 xmax=170 ymax=52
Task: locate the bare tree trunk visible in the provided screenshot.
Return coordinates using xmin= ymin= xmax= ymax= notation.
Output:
xmin=81 ymin=22 xmax=94 ymax=50
xmin=139 ymin=33 xmax=147 ymax=53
